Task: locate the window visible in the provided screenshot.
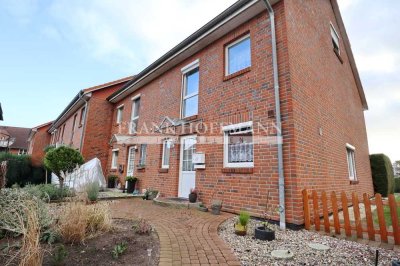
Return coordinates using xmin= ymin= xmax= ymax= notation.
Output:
xmin=18 ymin=149 xmax=27 ymax=155
xmin=116 ymin=105 xmax=124 ymax=124
xmin=71 ymin=114 xmax=77 ymax=142
xmin=162 ymin=139 xmax=171 ymax=169
xmin=130 ymin=97 xmax=140 ymax=133
xmin=61 ymin=124 xmax=66 ymax=143
xmin=330 ymin=23 xmax=340 ymax=54
xmin=223 ymin=121 xmax=254 ymax=168
xmin=182 ymin=67 xmax=199 ymax=118
xmin=111 ymin=149 xmax=119 ymax=169
xmin=225 ymin=34 xmax=251 ymax=76
xmin=139 ymin=144 xmax=147 ymax=166
xmin=79 ymin=107 xmax=86 ymax=126
xmin=346 ymin=144 xmax=357 ymax=181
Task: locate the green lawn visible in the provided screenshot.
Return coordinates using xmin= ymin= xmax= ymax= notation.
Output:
xmin=373 ymin=194 xmax=400 ymax=227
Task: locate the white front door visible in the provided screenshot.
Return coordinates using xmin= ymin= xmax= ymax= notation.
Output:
xmin=126 ymin=146 xmax=135 ymax=176
xmin=179 ymin=135 xmax=197 ymax=198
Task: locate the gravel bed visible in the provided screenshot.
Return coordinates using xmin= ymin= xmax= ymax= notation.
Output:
xmin=219 ymin=217 xmax=400 ymax=265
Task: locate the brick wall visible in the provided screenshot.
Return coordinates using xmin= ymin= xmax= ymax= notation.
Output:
xmin=29 ymin=124 xmax=51 ymax=166
xmin=106 ymin=0 xmax=372 ymax=225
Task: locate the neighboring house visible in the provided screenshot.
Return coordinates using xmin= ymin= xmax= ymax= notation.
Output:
xmin=394 ymin=161 xmax=400 ymax=177
xmin=0 ymin=126 xmax=30 ymax=155
xmin=48 ymin=77 xmax=132 ymax=171
xmin=105 ymin=0 xmax=373 ymax=226
xmin=27 ymin=121 xmax=53 ymax=166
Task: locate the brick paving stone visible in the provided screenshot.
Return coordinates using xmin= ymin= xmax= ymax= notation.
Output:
xmin=111 ymin=198 xmax=239 ymax=265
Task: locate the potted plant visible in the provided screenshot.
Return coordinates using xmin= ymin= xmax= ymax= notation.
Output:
xmin=142 ymin=188 xmax=158 ymax=200
xmin=107 ymin=175 xmax=118 ymax=188
xmin=235 ymin=211 xmax=250 ymax=236
xmin=125 ymin=176 xmax=137 ymax=194
xmin=254 ymin=191 xmax=276 ymax=241
xmin=188 ymin=188 xmax=198 ymax=203
xmin=198 ymin=203 xmax=208 ymax=212
xmin=211 ymin=199 xmax=222 ymax=215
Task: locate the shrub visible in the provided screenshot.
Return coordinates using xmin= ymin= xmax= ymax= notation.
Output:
xmin=0 ymin=189 xmax=52 ymax=236
xmin=23 ymin=184 xmax=73 ymax=202
xmin=239 ymin=211 xmax=250 ymax=227
xmin=370 ymin=154 xmax=395 ymax=196
xmin=132 ymin=218 xmax=152 ymax=235
xmin=125 ymin=176 xmax=137 ymax=182
xmin=52 ymin=244 xmax=68 ymax=266
xmin=86 ymin=181 xmax=100 ymax=202
xmin=112 ymin=242 xmax=127 ymax=259
xmin=395 ymin=178 xmax=400 ymax=193
xmin=0 ymin=152 xmax=46 ymax=187
xmin=44 ymin=146 xmax=84 ymax=189
xmin=58 ymin=202 xmax=111 ymax=244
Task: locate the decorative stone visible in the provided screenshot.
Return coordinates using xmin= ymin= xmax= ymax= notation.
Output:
xmin=271 ymin=249 xmax=294 ymax=260
xmin=308 ymin=243 xmax=330 ymax=251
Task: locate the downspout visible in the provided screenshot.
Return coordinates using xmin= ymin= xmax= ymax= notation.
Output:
xmin=79 ymin=96 xmax=89 ymax=152
xmin=262 ymin=0 xmax=286 ymax=230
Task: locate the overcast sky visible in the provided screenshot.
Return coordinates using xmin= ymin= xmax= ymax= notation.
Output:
xmin=0 ymin=0 xmax=399 ymax=161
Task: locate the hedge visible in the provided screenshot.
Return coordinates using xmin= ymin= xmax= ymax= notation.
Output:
xmin=395 ymin=178 xmax=400 ymax=193
xmin=370 ymin=153 xmax=395 ymax=197
xmin=0 ymin=152 xmax=47 ymax=187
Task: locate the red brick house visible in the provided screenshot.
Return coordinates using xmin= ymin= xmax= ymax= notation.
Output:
xmin=27 ymin=121 xmax=53 ymax=166
xmin=0 ymin=126 xmax=30 ymax=155
xmin=104 ymin=0 xmax=372 ymax=226
xmin=48 ymin=77 xmax=131 ymax=170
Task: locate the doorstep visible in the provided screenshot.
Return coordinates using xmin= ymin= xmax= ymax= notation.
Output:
xmin=153 ymin=197 xmax=202 ymax=209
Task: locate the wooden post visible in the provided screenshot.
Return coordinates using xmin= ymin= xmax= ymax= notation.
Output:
xmin=302 ymin=189 xmax=311 ymax=230
xmin=363 ymin=193 xmax=375 ymax=241
xmin=331 ymin=191 xmax=340 ymax=235
xmin=341 ymin=192 xmax=351 ymax=237
xmin=388 ymin=194 xmax=400 ymax=245
xmin=322 ymin=191 xmax=330 ymax=233
xmin=375 ymin=193 xmax=388 ymax=243
xmin=352 ymin=192 xmax=363 ymax=239
xmin=312 ymin=191 xmax=320 ymax=231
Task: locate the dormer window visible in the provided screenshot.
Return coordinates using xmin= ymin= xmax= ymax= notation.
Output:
xmin=330 ymin=23 xmax=340 ymax=54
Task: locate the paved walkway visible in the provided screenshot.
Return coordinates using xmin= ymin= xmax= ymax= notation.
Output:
xmin=111 ymin=198 xmax=240 ymax=266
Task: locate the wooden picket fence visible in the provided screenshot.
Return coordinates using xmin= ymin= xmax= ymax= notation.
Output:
xmin=302 ymin=189 xmax=400 ymax=245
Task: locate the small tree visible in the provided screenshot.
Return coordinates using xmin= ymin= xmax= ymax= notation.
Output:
xmin=44 ymin=146 xmax=84 ymax=190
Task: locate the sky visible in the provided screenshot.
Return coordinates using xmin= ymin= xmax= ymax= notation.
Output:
xmin=0 ymin=0 xmax=399 ymax=161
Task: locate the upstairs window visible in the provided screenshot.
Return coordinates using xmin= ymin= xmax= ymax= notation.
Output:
xmin=346 ymin=144 xmax=357 ymax=181
xmin=130 ymin=97 xmax=140 ymax=134
xmin=182 ymin=67 xmax=199 ymax=118
xmin=162 ymin=139 xmax=171 ymax=169
xmin=116 ymin=105 xmax=124 ymax=124
xmin=330 ymin=23 xmax=340 ymax=54
xmin=223 ymin=121 xmax=254 ymax=168
xmin=79 ymin=107 xmax=86 ymax=126
xmin=139 ymin=144 xmax=147 ymax=166
xmin=18 ymin=149 xmax=27 ymax=155
xmin=225 ymin=34 xmax=251 ymax=76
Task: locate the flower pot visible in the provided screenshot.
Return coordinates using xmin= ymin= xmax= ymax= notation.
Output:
xmin=211 ymin=205 xmax=221 ymax=215
xmin=254 ymin=226 xmax=275 ymax=241
xmin=234 ymin=224 xmax=247 ymax=236
xmin=127 ymin=180 xmax=136 ymax=194
xmin=107 ymin=180 xmax=115 ymax=188
xmin=189 ymin=193 xmax=197 ymax=203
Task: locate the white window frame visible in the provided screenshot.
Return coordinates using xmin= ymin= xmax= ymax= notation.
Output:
xmin=161 ymin=139 xmax=171 ymax=169
xmin=225 ymin=34 xmax=251 ymax=76
xmin=116 ymin=104 xmax=124 ymax=124
xmin=330 ymin=22 xmax=340 ymax=54
xmin=181 ymin=60 xmax=199 ymax=118
xmin=18 ymin=149 xmax=27 ymax=155
xmin=346 ymin=144 xmax=357 ymax=181
xmin=130 ymin=96 xmax=140 ymax=134
xmin=111 ymin=149 xmax=119 ymax=169
xmin=139 ymin=144 xmax=147 ymax=166
xmin=223 ymin=121 xmax=254 ymax=168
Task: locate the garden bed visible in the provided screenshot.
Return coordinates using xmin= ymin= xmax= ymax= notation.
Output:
xmin=219 ymin=217 xmax=400 ymax=265
xmin=42 ymin=218 xmax=159 ymax=266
